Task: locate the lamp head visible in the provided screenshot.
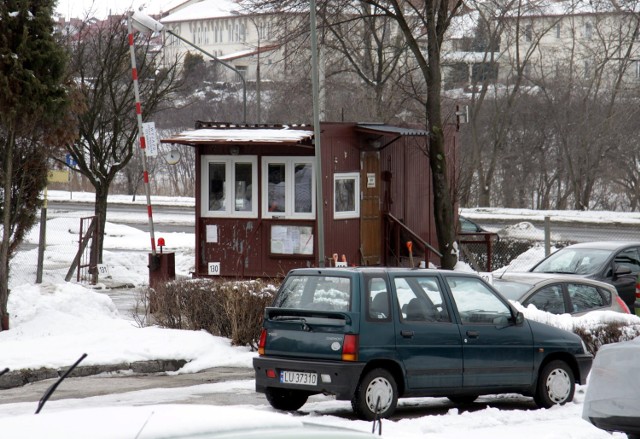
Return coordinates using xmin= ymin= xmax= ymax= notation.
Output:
xmin=130 ymin=10 xmax=164 ymax=33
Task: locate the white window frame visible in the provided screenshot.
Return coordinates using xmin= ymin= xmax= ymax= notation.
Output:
xmin=261 ymin=156 xmax=315 ymax=219
xmin=333 ymin=172 xmax=360 ymax=219
xmin=201 ymin=155 xmax=258 ymax=218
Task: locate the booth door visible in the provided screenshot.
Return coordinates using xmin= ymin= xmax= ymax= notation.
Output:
xmin=360 ymin=151 xmax=381 ymax=265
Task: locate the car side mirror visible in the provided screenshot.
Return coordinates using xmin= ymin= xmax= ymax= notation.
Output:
xmin=614 ymin=265 xmax=632 ymax=277
xmin=511 ymin=311 xmax=525 ymax=326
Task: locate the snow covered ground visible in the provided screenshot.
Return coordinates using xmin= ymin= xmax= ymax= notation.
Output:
xmin=0 ymin=191 xmax=635 ymax=438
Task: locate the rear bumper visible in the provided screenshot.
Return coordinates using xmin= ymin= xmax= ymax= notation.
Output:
xmin=575 ymin=354 xmax=593 ymax=385
xmin=253 ymin=356 xmax=366 ymax=400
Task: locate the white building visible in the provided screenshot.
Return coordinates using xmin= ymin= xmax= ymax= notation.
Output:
xmin=159 ymin=0 xmax=283 ymax=84
xmin=498 ymin=0 xmax=640 ymax=86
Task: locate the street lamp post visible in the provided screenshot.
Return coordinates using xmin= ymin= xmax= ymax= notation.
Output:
xmin=131 ymin=11 xmax=247 ymax=124
xmin=309 ymin=0 xmax=325 ymax=267
xmin=255 ymin=21 xmax=261 ymax=124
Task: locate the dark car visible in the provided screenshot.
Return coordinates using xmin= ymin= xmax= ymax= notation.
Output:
xmin=459 ymin=215 xmax=487 ymax=233
xmin=583 ymin=338 xmax=640 ymax=438
xmin=254 ymin=267 xmax=592 ymax=420
xmin=529 ymin=241 xmax=640 ymax=314
xmin=492 ymin=273 xmax=630 ymax=316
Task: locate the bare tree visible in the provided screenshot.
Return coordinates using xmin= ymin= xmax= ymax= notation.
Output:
xmin=60 ymin=16 xmax=182 ymax=261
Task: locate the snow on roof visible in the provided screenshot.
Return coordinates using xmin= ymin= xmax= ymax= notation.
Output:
xmin=160 ymin=0 xmax=241 ymax=23
xmin=162 ymin=126 xmax=314 ymax=145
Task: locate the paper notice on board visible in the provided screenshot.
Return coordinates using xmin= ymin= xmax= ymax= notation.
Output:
xmin=206 ymin=225 xmax=218 ymax=243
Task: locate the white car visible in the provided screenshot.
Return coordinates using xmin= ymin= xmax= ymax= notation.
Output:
xmin=0 ymin=405 xmax=381 ymax=439
xmin=582 ymin=337 xmax=640 ymax=438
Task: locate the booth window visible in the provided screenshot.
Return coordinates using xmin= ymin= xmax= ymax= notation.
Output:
xmin=201 ymin=155 xmax=258 ymax=218
xmin=262 ymin=157 xmax=315 ymax=219
xmin=334 ymin=172 xmax=360 ymax=219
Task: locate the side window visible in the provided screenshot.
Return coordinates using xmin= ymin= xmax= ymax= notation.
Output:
xmin=334 ymin=172 xmax=360 ymax=219
xmin=394 ymin=276 xmax=450 ymax=323
xmin=614 ymin=248 xmax=640 ymax=274
xmin=525 ymin=285 xmax=565 ymax=314
xmin=367 ymin=276 xmax=390 ymax=321
xmin=568 ymin=283 xmax=605 ymax=313
xmin=201 ymin=155 xmax=258 ymax=218
xmin=447 ymin=276 xmax=511 ymax=325
xmin=262 ymin=157 xmax=315 ymax=219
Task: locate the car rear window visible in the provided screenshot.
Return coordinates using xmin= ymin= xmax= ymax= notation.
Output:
xmin=274 ymin=275 xmax=352 ymax=312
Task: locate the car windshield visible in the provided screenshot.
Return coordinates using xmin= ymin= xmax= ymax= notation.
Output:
xmin=491 ymin=280 xmax=532 ymax=301
xmin=531 ymin=248 xmax=610 ymax=275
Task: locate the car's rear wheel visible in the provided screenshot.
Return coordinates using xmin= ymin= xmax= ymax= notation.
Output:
xmin=448 ymin=395 xmax=478 ymax=404
xmin=351 ymin=368 xmax=398 ymax=420
xmin=265 ymin=388 xmax=309 ymax=411
xmin=534 ymin=360 xmax=575 ymax=408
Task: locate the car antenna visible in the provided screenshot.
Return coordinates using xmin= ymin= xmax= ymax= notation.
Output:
xmin=371 ymin=397 xmax=383 ymax=435
xmin=35 ymin=353 xmax=87 ymax=414
xmin=0 ymin=367 xmax=8 ymax=377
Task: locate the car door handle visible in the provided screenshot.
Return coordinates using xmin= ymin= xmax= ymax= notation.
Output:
xmin=466 ymin=330 xmax=479 ymax=338
xmin=400 ymin=330 xmax=414 ymax=338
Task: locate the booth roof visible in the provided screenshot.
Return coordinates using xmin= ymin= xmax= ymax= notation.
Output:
xmin=161 ymin=127 xmax=314 ymax=145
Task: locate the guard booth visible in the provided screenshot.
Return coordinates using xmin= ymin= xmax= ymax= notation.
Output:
xmin=161 ymin=121 xmax=457 ymax=278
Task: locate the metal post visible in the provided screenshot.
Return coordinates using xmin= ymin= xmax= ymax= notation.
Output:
xmin=36 ymin=188 xmax=47 ymax=284
xmin=544 ymin=216 xmax=551 ymax=257
xmin=310 ymin=0 xmax=325 ymax=267
xmin=256 ymin=25 xmax=261 ymax=124
xmin=128 ymin=13 xmax=156 ymax=256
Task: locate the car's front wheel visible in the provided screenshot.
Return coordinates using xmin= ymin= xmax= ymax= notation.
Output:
xmin=265 ymin=388 xmax=309 ymax=411
xmin=534 ymin=360 xmax=575 ymax=408
xmin=351 ymin=368 xmax=398 ymax=420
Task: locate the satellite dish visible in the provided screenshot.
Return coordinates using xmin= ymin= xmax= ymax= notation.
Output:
xmin=164 ymin=150 xmax=181 ymax=165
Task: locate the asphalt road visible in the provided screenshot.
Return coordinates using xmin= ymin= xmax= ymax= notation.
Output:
xmin=0 ymin=367 xmax=259 ymax=406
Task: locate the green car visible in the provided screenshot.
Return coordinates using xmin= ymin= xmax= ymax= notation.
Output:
xmin=254 ymin=267 xmax=593 ymax=420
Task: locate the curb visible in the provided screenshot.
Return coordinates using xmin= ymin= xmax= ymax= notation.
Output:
xmin=0 ymin=359 xmax=187 ymax=390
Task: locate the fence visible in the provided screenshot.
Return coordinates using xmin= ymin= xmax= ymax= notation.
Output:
xmin=9 ymin=210 xmax=98 ymax=289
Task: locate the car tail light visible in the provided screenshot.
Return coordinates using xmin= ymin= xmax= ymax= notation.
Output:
xmin=258 ymin=329 xmax=267 ymax=356
xmin=342 ymin=334 xmax=358 ymax=361
xmin=615 ymin=296 xmax=631 ymax=314
xmin=636 ymin=276 xmax=640 ymax=300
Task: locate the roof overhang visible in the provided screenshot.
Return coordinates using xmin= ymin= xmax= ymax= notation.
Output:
xmin=355 ymin=123 xmax=429 ymax=151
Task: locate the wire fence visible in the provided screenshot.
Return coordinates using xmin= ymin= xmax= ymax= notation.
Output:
xmin=9 ymin=211 xmax=94 ymax=289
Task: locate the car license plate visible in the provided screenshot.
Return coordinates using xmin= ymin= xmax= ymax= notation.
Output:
xmin=280 ymin=370 xmax=317 ymax=386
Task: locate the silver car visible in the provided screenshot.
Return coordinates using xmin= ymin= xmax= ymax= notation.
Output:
xmin=492 ymin=273 xmax=630 ymax=316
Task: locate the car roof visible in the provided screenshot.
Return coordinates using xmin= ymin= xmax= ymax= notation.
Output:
xmin=494 ymin=272 xmax=617 ymax=291
xmin=287 ymin=267 xmax=467 ymax=276
xmin=561 ymin=241 xmax=640 ymax=250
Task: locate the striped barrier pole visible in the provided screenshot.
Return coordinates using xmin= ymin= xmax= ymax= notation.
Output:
xmin=127 ymin=12 xmax=156 ymax=255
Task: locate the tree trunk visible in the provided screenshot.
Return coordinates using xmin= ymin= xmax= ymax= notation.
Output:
xmin=426 ymin=47 xmax=457 ymax=269
xmin=94 ymin=184 xmax=109 ymax=264
xmin=0 ymin=131 xmax=15 ymax=329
